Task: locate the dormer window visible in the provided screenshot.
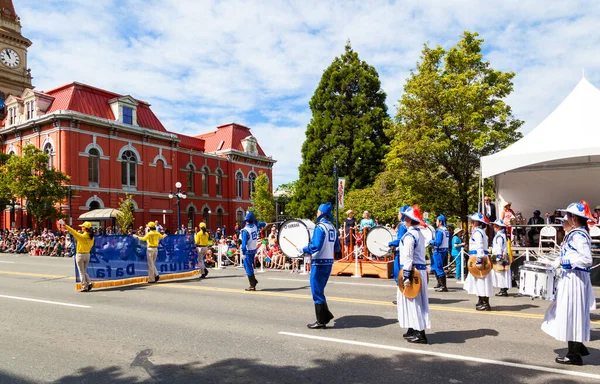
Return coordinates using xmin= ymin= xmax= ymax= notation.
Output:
xmin=26 ymin=101 xmax=34 ymax=120
xmin=8 ymin=107 xmax=16 ymax=124
xmin=123 ymin=107 xmax=133 ymax=125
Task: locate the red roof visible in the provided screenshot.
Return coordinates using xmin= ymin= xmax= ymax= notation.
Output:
xmin=175 ymin=133 xmax=205 ymax=152
xmin=41 ymin=82 xmax=167 ymax=132
xmin=196 ymin=123 xmax=266 ymax=156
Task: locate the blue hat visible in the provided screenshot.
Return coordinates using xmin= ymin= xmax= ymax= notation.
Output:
xmin=469 ymin=213 xmax=487 ymax=224
xmin=318 ymin=202 xmax=332 ymax=216
xmin=399 ymin=205 xmax=409 ymax=213
xmin=437 ymin=215 xmax=446 ymax=224
xmin=245 ymin=211 xmax=256 ymax=223
xmin=492 ymin=219 xmax=506 ymax=227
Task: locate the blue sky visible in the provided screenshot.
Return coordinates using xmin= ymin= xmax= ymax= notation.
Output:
xmin=18 ymin=0 xmax=600 ymax=187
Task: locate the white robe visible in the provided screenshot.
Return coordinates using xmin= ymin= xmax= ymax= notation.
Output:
xmin=397 ymin=227 xmax=431 ymax=331
xmin=491 ymin=231 xmax=512 ymax=289
xmin=542 ymin=228 xmax=596 ymax=342
xmin=464 ymin=227 xmax=494 ymax=297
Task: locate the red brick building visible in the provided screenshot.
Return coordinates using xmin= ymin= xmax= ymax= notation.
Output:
xmin=0 ymin=82 xmax=275 ymax=231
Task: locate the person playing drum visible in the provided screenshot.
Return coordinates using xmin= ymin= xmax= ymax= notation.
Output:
xmin=430 ymin=214 xmax=450 ymax=293
xmin=542 ymin=201 xmax=597 ymax=366
xmin=241 ymin=212 xmax=266 ymax=291
xmin=300 ymin=202 xmax=340 ymax=329
xmin=491 ymin=219 xmax=511 ymax=297
xmin=464 ymin=213 xmax=493 ymax=311
xmin=397 ymin=205 xmax=431 ymax=344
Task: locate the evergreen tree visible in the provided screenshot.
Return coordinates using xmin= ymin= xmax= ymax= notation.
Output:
xmin=290 ymin=42 xmax=390 ymax=218
xmin=386 ymin=31 xmax=523 ymax=229
xmin=116 ymin=193 xmax=135 ymax=234
xmin=250 ymin=173 xmax=276 ymax=223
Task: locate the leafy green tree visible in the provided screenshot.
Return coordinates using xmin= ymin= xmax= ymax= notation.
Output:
xmin=0 ymin=153 xmax=13 ymax=217
xmin=290 ymin=42 xmax=391 ymax=218
xmin=116 ymin=193 xmax=135 ymax=234
xmin=5 ymin=145 xmax=70 ymax=228
xmin=386 ymin=31 xmax=523 ymax=229
xmin=250 ymin=173 xmax=275 ymax=223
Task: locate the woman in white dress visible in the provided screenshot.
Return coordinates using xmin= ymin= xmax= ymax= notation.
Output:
xmin=397 ymin=206 xmax=431 ymax=344
xmin=491 ymin=219 xmax=511 ymax=297
xmin=464 ymin=213 xmax=493 ymax=311
xmin=542 ymin=202 xmax=596 ymax=366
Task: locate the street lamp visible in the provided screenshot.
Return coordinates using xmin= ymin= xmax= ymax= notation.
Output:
xmin=169 ymin=181 xmax=187 ymax=233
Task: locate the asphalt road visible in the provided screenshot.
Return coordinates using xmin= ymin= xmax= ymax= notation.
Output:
xmin=0 ymin=253 xmax=599 ymax=384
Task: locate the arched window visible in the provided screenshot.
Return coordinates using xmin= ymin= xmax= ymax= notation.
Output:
xmin=121 ymin=150 xmax=137 ymax=187
xmin=215 ymin=169 xmax=223 ymax=196
xmin=236 ymin=172 xmax=243 ymax=199
xmin=187 ymin=206 xmax=195 ymax=229
xmin=43 ymin=143 xmax=54 ymax=169
xmin=88 ymin=148 xmax=100 ymax=184
xmin=187 ymin=164 xmax=195 ymax=193
xmin=236 ymin=210 xmax=244 ymax=226
xmin=203 ymin=207 xmax=210 ymax=229
xmin=89 ymin=201 xmax=100 ymax=211
xmin=248 ymin=172 xmax=257 ymax=197
xmin=216 ymin=208 xmax=223 ymax=228
xmin=202 ymin=167 xmax=209 ymax=195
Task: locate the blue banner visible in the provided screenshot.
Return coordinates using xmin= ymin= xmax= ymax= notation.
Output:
xmin=75 ymin=234 xmax=199 ymax=289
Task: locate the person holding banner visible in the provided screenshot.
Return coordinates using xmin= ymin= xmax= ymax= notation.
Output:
xmin=298 ymin=202 xmax=340 ymax=329
xmin=430 ymin=215 xmax=450 ymax=293
xmin=194 ymin=222 xmax=210 ymax=278
xmin=134 ymin=222 xmax=166 ymax=284
xmin=241 ymin=212 xmax=262 ymax=291
xmin=59 ymin=220 xmax=95 ymax=292
xmin=491 ymin=219 xmax=511 ymax=297
xmin=397 ymin=206 xmax=430 ymax=344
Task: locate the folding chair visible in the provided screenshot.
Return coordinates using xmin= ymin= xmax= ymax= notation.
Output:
xmin=538 ymin=226 xmax=557 ymax=250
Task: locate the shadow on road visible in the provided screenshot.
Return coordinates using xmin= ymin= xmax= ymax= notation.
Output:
xmin=260 ymin=286 xmax=310 ymax=292
xmin=491 ymin=304 xmax=540 ymax=312
xmin=431 ymin=328 xmax=499 ymax=345
xmin=332 ymin=315 xmax=397 ymax=329
xmin=1 ymin=348 xmax=593 ymax=384
xmin=429 ymin=297 xmax=469 ymax=305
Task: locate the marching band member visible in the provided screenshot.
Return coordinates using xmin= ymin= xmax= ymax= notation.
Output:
xmin=389 ymin=205 xmax=409 ymax=284
xmin=60 ymin=220 xmax=95 ymax=292
xmin=300 ymin=202 xmax=340 ymax=329
xmin=430 ymin=215 xmax=450 ymax=292
xmin=194 ymin=222 xmax=210 ymax=278
xmin=397 ymin=206 xmax=430 ymax=344
xmin=241 ymin=212 xmax=266 ymax=291
xmin=135 ymin=222 xmax=166 ymax=284
xmin=464 ymin=213 xmax=493 ymax=311
xmin=491 ymin=219 xmax=511 ymax=297
xmin=542 ymin=202 xmax=596 ymax=366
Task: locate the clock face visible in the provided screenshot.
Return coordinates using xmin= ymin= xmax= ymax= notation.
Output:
xmin=0 ymin=48 xmax=20 ymax=68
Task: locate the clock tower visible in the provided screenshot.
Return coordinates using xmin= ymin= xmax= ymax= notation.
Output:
xmin=0 ymin=0 xmax=32 ymax=119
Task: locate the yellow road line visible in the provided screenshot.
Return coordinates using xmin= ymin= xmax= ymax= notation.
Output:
xmin=160 ymin=284 xmax=600 ymax=324
xmin=2 ymin=269 xmax=598 ymax=324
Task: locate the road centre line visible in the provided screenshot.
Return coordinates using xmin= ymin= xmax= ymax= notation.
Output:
xmin=159 ymin=284 xmax=600 ymax=324
xmin=0 ymin=294 xmax=91 ymax=308
xmin=0 ymin=270 xmax=70 ymax=279
xmin=268 ymin=277 xmax=395 ymax=288
xmin=279 ymin=332 xmax=600 ymax=381
xmin=0 ymin=261 xmax=15 ymax=263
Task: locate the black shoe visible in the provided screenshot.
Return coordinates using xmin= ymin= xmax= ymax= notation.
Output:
xmin=407 ymin=330 xmax=428 ymax=344
xmin=245 ymin=287 xmax=256 ymax=291
xmin=403 ymin=328 xmax=415 ymax=339
xmin=392 ymin=300 xmax=397 ymax=305
xmin=87 ymin=283 xmax=93 ymax=292
xmin=434 ymin=276 xmax=448 ymax=292
xmin=307 ymin=321 xmax=326 ymax=329
xmin=200 ymin=274 xmax=206 ymax=279
xmin=433 ymin=276 xmax=441 ymax=289
xmin=555 ymin=354 xmax=583 ymax=366
xmin=204 ymin=269 xmax=209 ymax=277
xmin=495 ymin=289 xmax=508 ymax=297
xmin=155 ymin=275 xmax=160 ymax=282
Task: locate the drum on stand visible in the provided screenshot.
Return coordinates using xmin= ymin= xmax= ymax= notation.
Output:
xmin=518 ymin=261 xmax=556 ymax=300
xmin=278 ymin=219 xmax=315 ymax=258
xmin=366 ymin=226 xmax=396 ymax=257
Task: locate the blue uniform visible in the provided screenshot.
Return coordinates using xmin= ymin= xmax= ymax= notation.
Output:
xmin=241 ymin=223 xmax=258 ymax=276
xmin=389 ymin=223 xmax=407 ymax=283
xmin=303 ymin=217 xmax=340 ymax=304
xmin=430 ymin=225 xmax=449 ymax=278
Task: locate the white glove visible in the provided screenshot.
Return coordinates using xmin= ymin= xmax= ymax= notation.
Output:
xmin=296 ymin=247 xmax=305 ymax=256
xmin=403 ymin=278 xmax=411 ymax=287
xmin=58 ymin=219 xmax=65 ymax=225
xmin=552 ymin=257 xmax=561 ymax=269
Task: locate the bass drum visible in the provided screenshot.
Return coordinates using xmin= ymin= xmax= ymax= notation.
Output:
xmin=366 ymin=226 xmax=396 ymax=257
xmin=278 ymin=219 xmax=315 ymax=258
xmin=422 ymin=225 xmax=435 ymax=245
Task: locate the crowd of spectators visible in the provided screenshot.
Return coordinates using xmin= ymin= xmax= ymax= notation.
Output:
xmin=0 ymin=228 xmax=74 ymax=257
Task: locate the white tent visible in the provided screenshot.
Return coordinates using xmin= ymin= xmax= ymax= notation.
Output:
xmin=481 ymin=77 xmax=600 ymax=216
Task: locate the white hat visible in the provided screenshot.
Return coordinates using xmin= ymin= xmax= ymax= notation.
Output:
xmin=565 ymin=202 xmax=591 ymax=220
xmin=492 ymin=219 xmax=506 ymax=227
xmin=403 ymin=206 xmax=423 ymax=223
xmin=469 ymin=212 xmax=487 ymax=224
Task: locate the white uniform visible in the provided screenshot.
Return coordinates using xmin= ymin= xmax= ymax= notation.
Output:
xmin=464 ymin=227 xmax=494 ymax=297
xmin=397 ymin=226 xmax=431 ymax=331
xmin=491 ymin=230 xmax=512 ymax=289
xmin=542 ymin=228 xmax=596 ymax=342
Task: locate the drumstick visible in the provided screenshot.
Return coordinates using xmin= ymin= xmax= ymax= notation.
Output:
xmin=373 ymin=240 xmax=390 ymax=248
xmin=283 ymin=236 xmax=298 ymax=248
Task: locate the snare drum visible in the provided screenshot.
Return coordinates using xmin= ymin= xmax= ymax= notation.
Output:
xmin=366 ymin=226 xmax=396 ymax=257
xmin=518 ymin=261 xmax=556 ymax=300
xmin=278 ymin=219 xmax=315 ymax=258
